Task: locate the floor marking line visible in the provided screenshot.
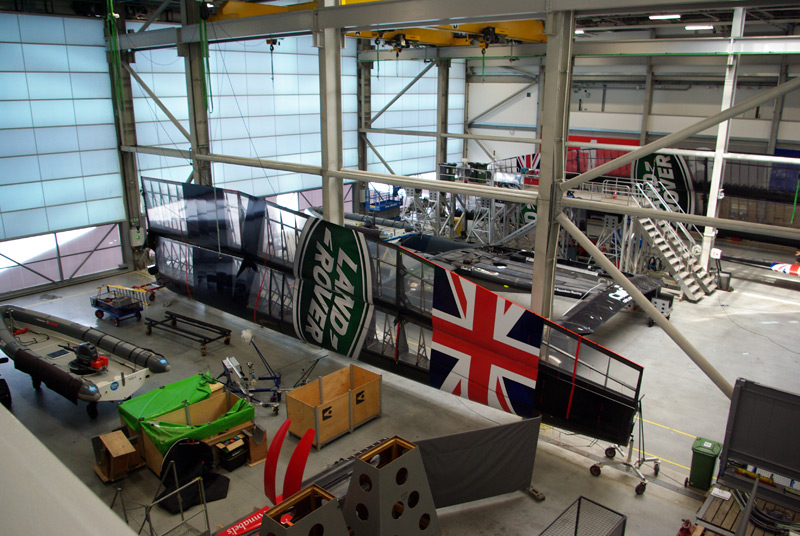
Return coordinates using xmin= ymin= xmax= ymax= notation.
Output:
xmin=637 ymin=416 xmax=696 ymax=438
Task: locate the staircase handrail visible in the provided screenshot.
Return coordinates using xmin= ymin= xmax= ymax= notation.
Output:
xmin=631 ymin=186 xmax=690 ymax=272
xmin=635 ymin=182 xmax=700 ymax=264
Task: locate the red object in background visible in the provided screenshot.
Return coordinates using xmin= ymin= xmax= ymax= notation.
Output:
xmin=91 ymin=355 xmax=109 ymax=370
xmin=676 ymin=519 xmax=696 ymax=536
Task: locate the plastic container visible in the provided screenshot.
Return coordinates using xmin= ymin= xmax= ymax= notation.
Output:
xmin=718 ymin=271 xmax=732 ymax=292
xmin=689 ymin=437 xmax=722 ymax=490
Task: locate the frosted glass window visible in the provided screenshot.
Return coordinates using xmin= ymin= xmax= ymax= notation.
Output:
xmin=77 ymin=125 xmax=118 ymax=151
xmin=30 ymin=100 xmax=76 ymax=127
xmin=81 ymin=149 xmax=121 ymax=176
xmin=39 ymin=152 xmax=82 ymax=180
xmin=0 ymin=73 xmax=29 ymax=99
xmin=19 ymin=15 xmax=65 ymax=44
xmin=27 ymin=72 xmax=73 ymax=99
xmin=2 ymin=208 xmax=49 ymax=237
xmin=0 ymin=44 xmax=25 ymax=71
xmin=74 ymin=100 xmax=115 ymax=126
xmin=0 ymin=102 xmax=33 ymax=129
xmin=47 ymin=203 xmax=89 ymax=230
xmin=87 ymin=198 xmax=125 ymax=225
xmin=63 ymin=18 xmax=105 ymax=46
xmin=0 ymin=13 xmax=123 ymax=240
xmin=0 ymin=183 xmax=45 ymax=211
xmin=66 ymin=46 xmax=107 ymax=73
xmin=22 ymin=43 xmax=69 ymax=71
xmin=0 ymin=156 xmax=40 ymax=185
xmin=84 ymin=174 xmax=124 ymax=201
xmin=71 ymin=73 xmax=112 ymax=99
xmin=0 ymin=129 xmax=37 ymax=158
xmin=43 ymin=178 xmax=85 ymax=205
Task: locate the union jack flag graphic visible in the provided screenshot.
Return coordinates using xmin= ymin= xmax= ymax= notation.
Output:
xmin=430 ymin=268 xmax=543 ymax=417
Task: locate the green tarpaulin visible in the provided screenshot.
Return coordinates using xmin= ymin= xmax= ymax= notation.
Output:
xmin=118 ymin=373 xmax=219 ymax=432
xmin=141 ymin=398 xmax=255 ymax=454
xmin=118 ymin=373 xmax=255 ymax=454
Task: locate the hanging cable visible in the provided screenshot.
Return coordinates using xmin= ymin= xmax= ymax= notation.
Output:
xmin=199 ymin=19 xmax=213 ymax=113
xmin=267 ymin=39 xmax=278 ymax=82
xmin=105 ymin=0 xmax=124 ymax=114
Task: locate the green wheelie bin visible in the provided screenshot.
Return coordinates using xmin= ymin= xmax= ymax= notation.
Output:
xmin=687 ymin=437 xmax=722 ymax=491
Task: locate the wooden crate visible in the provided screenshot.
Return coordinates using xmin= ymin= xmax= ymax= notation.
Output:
xmin=92 ymin=430 xmax=142 ymax=482
xmin=287 ymin=364 xmax=381 ymax=450
xmin=138 ymin=387 xmax=256 ymax=475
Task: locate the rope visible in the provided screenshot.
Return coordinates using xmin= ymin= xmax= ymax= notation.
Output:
xmin=199 ymin=19 xmax=213 ymax=113
xmin=104 ymin=0 xmax=124 ymax=113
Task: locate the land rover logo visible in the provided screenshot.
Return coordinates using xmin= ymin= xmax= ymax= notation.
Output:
xmin=355 ymin=390 xmax=365 ymax=404
xmin=293 ymin=219 xmax=374 ymax=358
xmin=633 ymin=154 xmax=695 ymax=214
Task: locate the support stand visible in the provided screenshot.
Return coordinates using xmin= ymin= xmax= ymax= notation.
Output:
xmin=589 ymin=402 xmax=660 ymax=495
xmin=218 ymin=330 xmax=282 ymax=414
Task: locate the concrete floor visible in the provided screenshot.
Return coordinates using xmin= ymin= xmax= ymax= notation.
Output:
xmin=1 ymin=239 xmax=799 ymax=535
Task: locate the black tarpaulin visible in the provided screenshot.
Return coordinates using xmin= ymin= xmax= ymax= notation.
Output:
xmin=416 ymin=416 xmax=541 ymax=508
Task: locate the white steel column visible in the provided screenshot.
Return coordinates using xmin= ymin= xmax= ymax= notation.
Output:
xmin=700 ymin=8 xmax=745 ymax=269
xmin=530 ymin=10 xmax=573 ymax=317
xmin=318 ymin=0 xmax=344 ymax=225
xmin=179 ymin=0 xmax=212 ymax=185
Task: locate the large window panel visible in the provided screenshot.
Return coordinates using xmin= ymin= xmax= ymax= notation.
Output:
xmin=0 ymin=13 xmax=124 ymax=241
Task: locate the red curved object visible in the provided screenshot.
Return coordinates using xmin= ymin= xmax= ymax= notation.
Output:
xmin=282 ymin=428 xmax=316 ymax=501
xmin=264 ymin=419 xmax=291 ymax=505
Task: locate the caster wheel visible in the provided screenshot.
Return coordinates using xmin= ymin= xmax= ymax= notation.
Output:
xmin=148 ymin=293 xmax=156 ymax=303
xmin=590 ymin=465 xmax=601 ymax=477
xmin=201 ymin=348 xmax=207 ymax=356
xmin=605 ymin=447 xmax=617 ymax=458
xmin=136 ymin=312 xmax=142 ymax=321
xmin=648 ymin=318 xmax=655 ymax=327
xmin=32 ymin=377 xmax=42 ymax=390
xmin=113 ymin=317 xmax=119 ymax=327
xmin=95 ymin=310 xmax=104 ymax=319
xmin=654 ymin=462 xmax=660 ymax=477
xmin=684 ymin=477 xmax=689 ymax=487
xmin=146 ymin=326 xmax=152 ymax=335
xmin=635 ymin=482 xmax=647 ymax=495
xmin=273 ymin=406 xmax=279 ymax=416
xmin=87 ymin=402 xmax=98 ymax=419
xmin=224 ymin=337 xmax=230 ymax=345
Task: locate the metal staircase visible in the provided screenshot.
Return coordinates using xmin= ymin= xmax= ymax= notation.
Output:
xmin=633 ymin=183 xmax=717 ymax=302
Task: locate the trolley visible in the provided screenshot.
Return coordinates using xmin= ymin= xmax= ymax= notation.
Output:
xmin=90 ymin=286 xmax=144 ymax=327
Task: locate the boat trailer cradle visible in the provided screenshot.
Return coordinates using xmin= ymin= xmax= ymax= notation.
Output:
xmin=145 ymin=311 xmax=231 ymax=355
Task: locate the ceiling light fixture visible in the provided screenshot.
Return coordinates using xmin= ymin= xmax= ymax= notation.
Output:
xmin=649 ymin=14 xmax=681 ymax=20
xmin=685 ymin=24 xmax=714 ymax=30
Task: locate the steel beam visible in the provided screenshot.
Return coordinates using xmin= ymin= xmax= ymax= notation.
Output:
xmin=556 ymin=213 xmax=734 ymax=400
xmin=467 ymin=82 xmax=537 ymax=127
xmin=436 ymin=59 xmax=450 ymax=166
xmin=122 ymin=62 xmax=192 ymax=142
xmin=137 ymin=0 xmax=172 ymax=34
xmin=370 ymin=62 xmax=435 ymax=125
xmin=331 ymin=169 xmax=539 ymax=204
xmin=562 ymin=197 xmax=800 ymax=241
xmin=364 ymin=136 xmax=396 ymax=175
xmin=531 ymin=11 xmax=573 ymax=318
xmin=360 ymin=127 xmax=541 ymax=145
xmin=640 ymin=59 xmax=653 ymax=145
xmin=701 ymin=8 xmax=745 ymax=269
xmin=358 ymin=35 xmax=800 ymax=62
xmin=180 ymin=0 xmax=212 ymax=186
xmin=560 ymin=74 xmax=800 ymax=192
xmin=318 ymin=3 xmax=344 ymax=226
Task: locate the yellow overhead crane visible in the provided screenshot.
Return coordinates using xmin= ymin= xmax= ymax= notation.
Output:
xmin=208 ymin=1 xmax=546 ymax=50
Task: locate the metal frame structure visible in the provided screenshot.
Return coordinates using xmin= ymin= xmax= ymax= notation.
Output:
xmin=108 ymin=0 xmax=800 ymax=399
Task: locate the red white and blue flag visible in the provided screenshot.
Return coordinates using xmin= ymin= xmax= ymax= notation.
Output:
xmin=516 ymin=152 xmax=540 ymax=173
xmin=430 ymin=268 xmax=543 ymax=417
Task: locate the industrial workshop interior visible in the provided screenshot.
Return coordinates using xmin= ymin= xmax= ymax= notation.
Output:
xmin=3 ymin=0 xmax=800 ymax=535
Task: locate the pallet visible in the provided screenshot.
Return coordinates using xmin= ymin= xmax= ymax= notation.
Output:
xmin=696 ymin=485 xmax=800 ymax=536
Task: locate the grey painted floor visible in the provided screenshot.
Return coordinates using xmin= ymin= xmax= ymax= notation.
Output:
xmin=1 ymin=238 xmax=798 ymax=535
